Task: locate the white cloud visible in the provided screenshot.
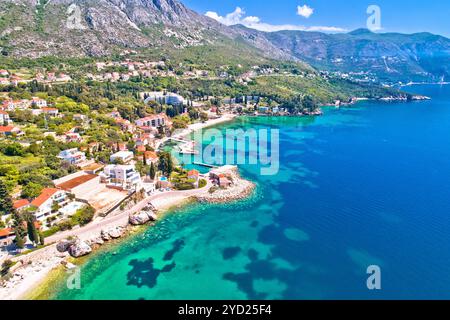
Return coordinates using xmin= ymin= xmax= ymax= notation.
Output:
xmin=205 ymin=7 xmax=346 ymax=33
xmin=297 ymin=4 xmax=314 ymax=18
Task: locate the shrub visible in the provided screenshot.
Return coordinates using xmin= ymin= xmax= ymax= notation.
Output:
xmin=175 ymin=183 xmax=195 ymax=191
xmin=71 ymin=206 xmax=95 ymax=226
xmin=198 ymin=179 xmax=207 ymax=188
xmin=1 ymin=260 xmax=15 ymax=277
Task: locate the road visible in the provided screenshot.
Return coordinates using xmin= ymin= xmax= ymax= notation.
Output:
xmin=46 ymin=182 xmax=211 ymax=243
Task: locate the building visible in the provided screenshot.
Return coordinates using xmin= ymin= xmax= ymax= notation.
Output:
xmin=100 ymin=165 xmax=142 ymax=191
xmin=73 ymin=114 xmax=88 ymax=122
xmin=31 ymin=188 xmax=69 ymax=222
xmin=0 ymin=228 xmax=14 ymax=247
xmin=42 ymin=107 xmax=59 ymax=116
xmin=138 ymin=151 xmax=158 ymax=165
xmin=64 ymin=132 xmax=82 ymax=143
xmin=55 ymin=172 xmax=99 ymax=195
xmin=110 ymin=151 xmax=134 ymax=164
xmin=108 ymin=111 xmax=122 ymax=119
xmin=135 ymin=114 xmax=171 ymax=129
xmin=188 ymin=169 xmax=200 ymax=181
xmin=31 ymin=97 xmax=47 ymax=108
xmin=0 ymin=126 xmax=24 ymax=136
xmin=219 ymin=176 xmax=232 ymax=188
xmin=136 ymin=145 xmax=146 ymax=153
xmin=58 ymin=148 xmax=87 ymax=165
xmin=0 ymin=110 xmax=12 ymax=125
xmin=143 ymin=91 xmax=185 ymax=106
xmin=13 ymin=199 xmax=31 ymax=212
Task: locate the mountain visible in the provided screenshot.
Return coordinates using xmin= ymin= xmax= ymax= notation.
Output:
xmin=0 ymin=0 xmax=294 ymax=63
xmin=233 ymin=25 xmax=450 ymax=82
xmin=0 ymin=0 xmax=224 ymax=57
xmin=1 ymin=0 xmax=448 ymax=83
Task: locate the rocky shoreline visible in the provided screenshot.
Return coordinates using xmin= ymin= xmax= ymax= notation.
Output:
xmin=196 ymin=166 xmax=256 ymax=204
xmin=56 ymin=209 xmax=158 ymax=258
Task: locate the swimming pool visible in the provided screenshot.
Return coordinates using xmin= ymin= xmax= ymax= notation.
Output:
xmin=59 ymin=201 xmax=86 ymax=216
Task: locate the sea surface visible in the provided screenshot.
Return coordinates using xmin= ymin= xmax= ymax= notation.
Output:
xmin=54 ymin=84 xmax=450 ymax=299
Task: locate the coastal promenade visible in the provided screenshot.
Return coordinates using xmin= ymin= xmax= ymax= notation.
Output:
xmin=0 ymin=183 xmax=213 ymax=300
xmin=46 ymin=182 xmax=212 ymax=243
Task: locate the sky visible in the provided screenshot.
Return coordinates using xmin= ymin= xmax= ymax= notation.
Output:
xmin=183 ymin=0 xmax=450 ymax=37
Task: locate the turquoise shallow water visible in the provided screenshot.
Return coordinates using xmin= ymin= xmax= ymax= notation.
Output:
xmin=55 ymin=85 xmax=450 ymax=299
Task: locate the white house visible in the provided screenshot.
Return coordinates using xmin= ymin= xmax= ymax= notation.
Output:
xmin=100 ymin=164 xmax=142 ymax=191
xmin=143 ymin=91 xmax=185 ymax=106
xmin=135 ymin=114 xmax=171 ymax=129
xmin=31 ymin=188 xmax=69 ymax=222
xmin=110 ymin=151 xmax=134 ymax=164
xmin=32 ymin=97 xmax=47 ymax=108
xmin=58 ymin=148 xmax=87 ymax=165
xmin=0 ymin=110 xmax=12 ymax=125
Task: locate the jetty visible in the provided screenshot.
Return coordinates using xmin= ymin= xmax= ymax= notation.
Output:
xmin=193 ymin=162 xmax=218 ymax=169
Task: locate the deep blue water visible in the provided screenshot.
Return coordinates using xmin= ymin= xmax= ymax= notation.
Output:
xmin=55 ymin=84 xmax=450 ymax=299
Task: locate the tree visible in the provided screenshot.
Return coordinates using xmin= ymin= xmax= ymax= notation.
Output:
xmin=0 ymin=179 xmax=14 ymax=215
xmin=200 ymin=112 xmax=208 ymax=123
xmin=157 ymin=152 xmax=174 ymax=177
xmin=51 ymin=201 xmax=60 ymax=213
xmin=1 ymin=260 xmax=14 ymax=277
xmin=39 ymin=231 xmax=45 ymax=246
xmin=149 ymin=162 xmax=156 ymax=180
xmin=14 ymin=229 xmax=25 ymax=249
xmin=4 ymin=143 xmax=24 ymax=156
xmin=21 ymin=182 xmax=44 ymax=200
xmin=26 ymin=214 xmax=40 ymax=246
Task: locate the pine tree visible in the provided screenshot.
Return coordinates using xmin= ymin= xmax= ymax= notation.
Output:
xmin=149 ymin=162 xmax=156 ymax=180
xmin=26 ymin=214 xmax=39 ymax=246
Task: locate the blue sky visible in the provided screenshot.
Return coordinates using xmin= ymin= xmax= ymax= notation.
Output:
xmin=183 ymin=0 xmax=450 ymax=37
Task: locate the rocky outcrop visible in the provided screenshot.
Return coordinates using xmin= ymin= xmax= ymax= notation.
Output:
xmin=56 ymin=239 xmax=76 ymax=253
xmin=68 ymin=240 xmax=92 ymax=258
xmin=129 ymin=210 xmax=158 ymax=225
xmin=101 ymin=226 xmax=124 ymax=241
xmin=197 ymin=166 xmax=255 ymax=204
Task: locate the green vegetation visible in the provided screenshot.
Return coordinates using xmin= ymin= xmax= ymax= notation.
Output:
xmin=158 ymin=152 xmax=174 ymax=177
xmin=198 ymin=179 xmax=207 ymax=188
xmin=1 ymin=259 xmax=16 ymax=278
xmin=41 ymin=205 xmax=95 ymax=237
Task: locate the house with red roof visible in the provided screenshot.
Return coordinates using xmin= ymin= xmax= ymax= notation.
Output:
xmin=31 ymin=188 xmax=69 ymax=222
xmin=137 ymin=151 xmax=158 ymax=165
xmin=188 ymin=169 xmax=200 ymax=181
xmin=13 ymin=199 xmax=31 ymax=212
xmin=0 ymin=228 xmax=14 ymax=247
xmin=0 ymin=125 xmax=24 ymax=136
xmin=136 ymin=145 xmax=146 ymax=153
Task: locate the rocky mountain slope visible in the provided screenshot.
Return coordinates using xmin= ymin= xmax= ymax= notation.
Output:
xmin=0 ymin=0 xmax=448 ymax=83
xmin=0 ymin=0 xmax=293 ymax=61
xmin=233 ymin=25 xmax=450 ymax=82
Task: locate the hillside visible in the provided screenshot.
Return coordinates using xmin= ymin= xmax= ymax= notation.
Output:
xmin=233 ymin=25 xmax=450 ymax=83
xmin=0 ymin=0 xmax=293 ymax=61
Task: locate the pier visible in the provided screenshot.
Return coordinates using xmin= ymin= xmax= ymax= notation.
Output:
xmin=193 ymin=162 xmax=218 ymax=169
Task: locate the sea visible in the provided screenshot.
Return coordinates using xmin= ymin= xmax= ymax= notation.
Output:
xmin=53 ymin=84 xmax=450 ymax=300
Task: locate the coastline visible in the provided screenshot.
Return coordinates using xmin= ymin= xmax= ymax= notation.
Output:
xmin=1 ymin=114 xmax=253 ymax=300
